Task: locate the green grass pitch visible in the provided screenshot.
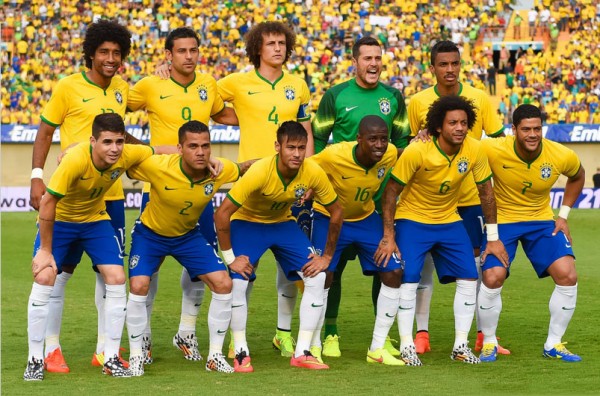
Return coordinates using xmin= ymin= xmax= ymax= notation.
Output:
xmin=2 ymin=210 xmax=599 ymax=395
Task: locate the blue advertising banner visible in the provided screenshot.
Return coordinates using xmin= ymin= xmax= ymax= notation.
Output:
xmin=3 ymin=123 xmax=600 ymax=144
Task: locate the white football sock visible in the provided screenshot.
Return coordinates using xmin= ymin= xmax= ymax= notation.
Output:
xmin=126 ymin=293 xmax=147 ymax=357
xmin=178 ymin=268 xmax=205 ymax=336
xmin=415 ymin=253 xmax=434 ymax=332
xmin=144 ymin=271 xmax=159 ymax=339
xmin=398 ymin=283 xmax=418 ymax=348
xmin=246 ymin=280 xmax=254 ymax=304
xmin=28 ymin=283 xmax=53 ymax=360
xmin=545 ymin=283 xmax=577 ymax=350
xmin=477 ymin=283 xmax=502 ymax=345
xmin=104 ymin=284 xmax=127 ymax=360
xmin=230 ymin=278 xmax=250 ymax=355
xmin=94 ymin=272 xmax=106 ymax=354
xmin=45 ymin=271 xmax=72 ymax=356
xmin=370 ymin=284 xmax=401 ymax=351
xmin=454 ymin=279 xmax=477 ymax=348
xmin=208 ymin=292 xmax=232 ymax=357
xmin=276 ymin=263 xmax=297 ymax=331
xmin=295 ymin=271 xmax=325 ymax=357
xmin=311 ymin=287 xmax=329 ymax=348
xmin=474 ymin=256 xmax=483 ymax=331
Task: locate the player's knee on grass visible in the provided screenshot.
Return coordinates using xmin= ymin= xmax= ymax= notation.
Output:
xmin=547 ymin=256 xmax=577 ymax=286
xmin=202 ymin=271 xmax=232 ymax=294
xmin=97 ymin=264 xmax=126 ymax=285
xmin=379 ymin=269 xmax=402 ymax=288
xmin=129 ymin=275 xmax=151 ymax=296
xmin=482 ymin=267 xmax=507 ymax=289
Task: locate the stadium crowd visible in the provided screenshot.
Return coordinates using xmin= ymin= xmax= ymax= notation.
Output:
xmin=2 ymin=0 xmax=600 ymax=127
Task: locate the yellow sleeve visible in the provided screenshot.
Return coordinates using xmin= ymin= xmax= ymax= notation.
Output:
xmin=310 ymin=162 xmax=338 ymax=206
xmin=40 ymin=79 xmax=69 ymax=127
xmin=227 ymin=160 xmax=262 ymax=207
xmin=472 ymin=142 xmax=493 ymax=184
xmin=407 ymin=98 xmax=422 ymax=136
xmin=209 ymin=77 xmax=226 ymax=116
xmin=127 ymin=78 xmax=149 ymax=112
xmin=297 ymin=81 xmax=311 ymax=121
xmin=481 ymin=96 xmax=505 ymax=137
xmin=124 ymin=144 xmax=155 ymax=168
xmin=219 ymin=158 xmax=241 ymax=183
xmin=126 ymin=155 xmax=159 ymax=183
xmin=391 ymin=144 xmax=422 ymax=185
xmin=217 ymin=74 xmax=235 ymax=103
xmin=46 ymin=144 xmax=85 ymax=197
xmin=560 ymin=147 xmax=582 ymax=178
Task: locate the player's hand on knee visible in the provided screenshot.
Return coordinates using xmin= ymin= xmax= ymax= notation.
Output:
xmin=483 ymin=240 xmax=509 ymax=268
xmin=552 ymin=217 xmax=572 ymax=245
xmin=32 ymin=250 xmax=57 ymax=278
xmin=374 ymin=237 xmax=399 ymax=268
xmin=229 ymin=255 xmax=253 ymax=279
xmin=302 ymin=253 xmax=329 ymax=277
xmin=208 ymin=157 xmax=224 ymax=178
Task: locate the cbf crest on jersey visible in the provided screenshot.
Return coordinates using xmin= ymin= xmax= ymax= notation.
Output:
xmin=204 ymin=182 xmax=214 ymax=195
xmin=114 ymin=89 xmax=123 ymax=104
xmin=284 ymin=86 xmax=296 ymax=101
xmin=377 ymin=166 xmax=386 ymax=179
xmin=457 ymin=157 xmax=469 ymax=174
xmin=378 ymin=98 xmax=391 ymax=115
xmin=540 ymin=162 xmax=553 ymax=180
xmin=293 ymin=183 xmax=308 ymax=202
xmin=110 ymin=170 xmax=121 ymax=180
xmin=197 ymin=85 xmax=208 ymax=102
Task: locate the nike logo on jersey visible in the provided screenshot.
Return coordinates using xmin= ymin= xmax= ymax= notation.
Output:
xmin=248 ymin=91 xmax=261 ymax=95
xmin=479 ymin=305 xmax=494 ymax=310
xmin=160 ymin=95 xmax=173 ymax=100
xmin=341 ymin=176 xmax=354 ymax=180
xmin=502 ymin=165 xmax=514 ymax=169
xmin=82 ymin=98 xmax=95 ymax=103
xmin=80 ymin=176 xmax=93 ymax=180
xmin=345 ymin=106 xmax=359 ymax=112
xmin=164 ymin=186 xmax=177 ymax=190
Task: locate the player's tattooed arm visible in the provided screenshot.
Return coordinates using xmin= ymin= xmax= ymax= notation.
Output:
xmin=477 ymin=179 xmax=497 ymax=224
xmin=375 ymin=179 xmax=403 ymax=266
xmin=124 ymin=132 xmax=145 ymax=145
xmin=238 ymin=159 xmax=258 ymax=176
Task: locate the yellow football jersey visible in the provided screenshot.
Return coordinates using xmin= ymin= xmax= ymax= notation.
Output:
xmin=128 ymin=73 xmax=225 ymax=146
xmin=391 ymin=136 xmax=492 ymax=224
xmin=407 ymin=83 xmax=504 ymax=207
xmin=40 ymin=72 xmax=129 ymax=200
xmin=127 ymin=155 xmax=240 ymax=237
xmin=47 ymin=143 xmax=154 ymax=222
xmin=482 ymin=136 xmax=581 ymax=223
xmin=311 ymin=141 xmax=397 ymax=221
xmin=228 ymin=155 xmax=337 ymax=223
xmin=128 ymin=73 xmax=225 ymax=193
xmin=218 ymin=70 xmax=311 ymax=162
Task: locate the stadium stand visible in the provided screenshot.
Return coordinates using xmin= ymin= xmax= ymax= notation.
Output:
xmin=2 ymin=0 xmax=599 ymax=126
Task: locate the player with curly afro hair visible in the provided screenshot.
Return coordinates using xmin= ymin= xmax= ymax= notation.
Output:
xmin=83 ymin=19 xmax=131 ymax=69
xmin=425 ymin=95 xmax=477 ymax=138
xmin=243 ymin=21 xmax=295 ymax=69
